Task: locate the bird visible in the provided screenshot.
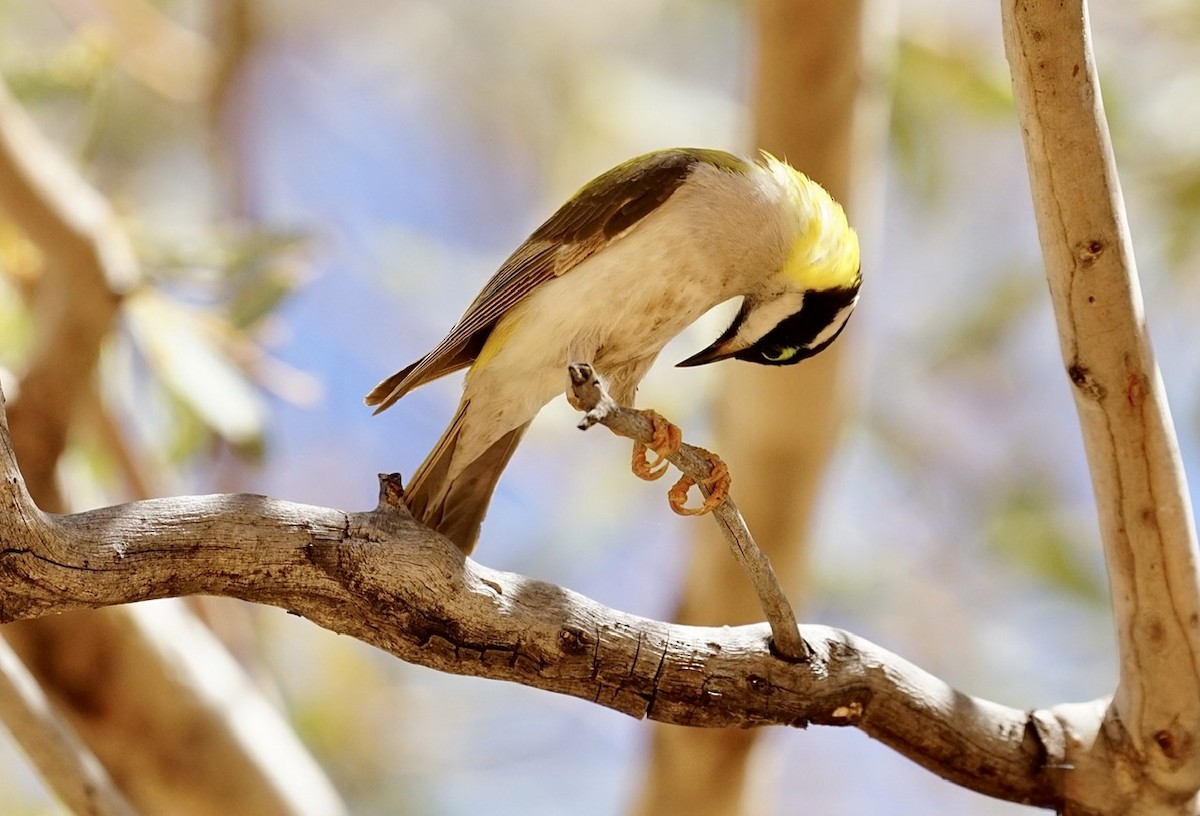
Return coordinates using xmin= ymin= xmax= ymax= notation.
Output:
xmin=366 ymin=147 xmax=861 ymax=555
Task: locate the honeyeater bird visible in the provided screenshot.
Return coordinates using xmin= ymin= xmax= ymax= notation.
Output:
xmin=366 ymin=147 xmax=861 ymax=554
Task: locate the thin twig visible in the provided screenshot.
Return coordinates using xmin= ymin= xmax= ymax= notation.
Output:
xmin=566 ymin=362 xmax=809 ymax=662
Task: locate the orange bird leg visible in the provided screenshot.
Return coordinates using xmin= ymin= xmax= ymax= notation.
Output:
xmin=630 ymin=409 xmax=682 ymax=481
xmin=667 ymin=448 xmax=730 ymax=516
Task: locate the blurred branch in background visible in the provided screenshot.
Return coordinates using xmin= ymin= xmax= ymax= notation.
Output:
xmin=208 ymin=0 xmax=257 ymax=216
xmin=0 ymin=637 xmax=135 ymax=816
xmin=633 ymin=1 xmax=883 ymax=813
xmin=0 ymin=73 xmax=134 ymax=508
xmin=0 ymin=22 xmax=344 ymax=816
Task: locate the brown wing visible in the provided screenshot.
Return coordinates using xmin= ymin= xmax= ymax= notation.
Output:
xmin=365 ymin=148 xmax=749 ymax=412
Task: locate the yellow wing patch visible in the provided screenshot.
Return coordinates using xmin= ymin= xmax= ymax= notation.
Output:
xmin=467 ymin=312 xmax=522 ymax=379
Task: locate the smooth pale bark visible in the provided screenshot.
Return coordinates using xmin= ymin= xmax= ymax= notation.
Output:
xmin=1003 ymin=0 xmax=1200 ymax=813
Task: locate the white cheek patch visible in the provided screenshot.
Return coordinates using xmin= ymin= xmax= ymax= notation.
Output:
xmin=807 ymin=297 xmax=858 ymax=349
xmin=737 ymin=291 xmax=806 ymax=344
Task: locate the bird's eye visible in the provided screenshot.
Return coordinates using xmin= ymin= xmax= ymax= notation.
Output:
xmin=762 ymin=345 xmax=798 ymax=363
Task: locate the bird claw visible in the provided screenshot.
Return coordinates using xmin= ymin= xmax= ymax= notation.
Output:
xmin=667 ymin=448 xmax=730 ymax=516
xmin=631 ymin=410 xmax=682 ymax=481
xmin=630 ymin=411 xmax=729 ymax=515
xmin=575 ymin=381 xmax=728 ymax=516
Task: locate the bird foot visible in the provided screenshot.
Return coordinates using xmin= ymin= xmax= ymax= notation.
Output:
xmin=630 ymin=409 xmax=682 ymax=481
xmin=667 ymin=448 xmax=730 ymax=516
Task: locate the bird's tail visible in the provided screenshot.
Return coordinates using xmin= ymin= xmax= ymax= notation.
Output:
xmin=405 ymin=400 xmax=529 ymax=555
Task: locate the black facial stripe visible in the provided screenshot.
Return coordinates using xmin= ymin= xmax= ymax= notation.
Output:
xmin=734 ymin=285 xmax=859 ymax=366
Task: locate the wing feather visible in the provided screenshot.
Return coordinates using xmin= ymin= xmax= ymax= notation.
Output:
xmin=365 ymin=148 xmax=750 ymax=411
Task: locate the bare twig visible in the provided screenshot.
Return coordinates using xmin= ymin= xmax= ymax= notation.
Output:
xmin=567 ymin=362 xmax=808 ymax=662
xmin=1004 ymin=0 xmax=1200 ymax=810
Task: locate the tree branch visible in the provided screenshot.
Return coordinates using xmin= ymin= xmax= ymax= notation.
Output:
xmin=0 ymin=382 xmax=1066 ymax=809
xmin=1003 ymin=0 xmax=1200 ymax=809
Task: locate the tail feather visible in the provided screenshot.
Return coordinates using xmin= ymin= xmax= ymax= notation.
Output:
xmin=365 ymin=335 xmax=486 ymax=414
xmin=404 ymin=401 xmax=469 ymax=521
xmin=364 ymin=360 xmax=422 ymax=414
xmin=405 ymin=401 xmax=529 ymax=554
xmin=429 ymin=424 xmax=529 ymax=554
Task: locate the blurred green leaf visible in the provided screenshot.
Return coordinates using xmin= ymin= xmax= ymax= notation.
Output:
xmin=139 ymin=227 xmax=308 ymax=329
xmin=2 ymin=27 xmax=116 ymax=101
xmin=897 ymin=39 xmax=1013 ymax=117
xmin=890 ymin=38 xmax=1014 ymax=196
xmin=985 ymin=483 xmax=1106 ymax=603
xmin=1159 ymin=164 xmax=1200 ymax=268
xmin=928 ymin=269 xmax=1043 ymax=368
xmin=124 ymin=290 xmax=268 ymax=451
xmin=222 ymin=231 xmax=309 ymax=330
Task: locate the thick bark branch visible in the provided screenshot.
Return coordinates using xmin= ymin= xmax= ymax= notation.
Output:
xmin=0 ymin=386 xmax=1065 ymax=809
xmin=1003 ymin=0 xmax=1200 ymax=811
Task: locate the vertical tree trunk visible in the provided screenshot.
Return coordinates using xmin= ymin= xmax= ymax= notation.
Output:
xmin=1003 ymin=1 xmax=1200 ymax=812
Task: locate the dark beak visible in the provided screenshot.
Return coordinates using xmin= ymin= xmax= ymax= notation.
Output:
xmin=675 ymin=303 xmax=751 ymax=367
xmin=675 ymin=339 xmax=742 ymax=367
